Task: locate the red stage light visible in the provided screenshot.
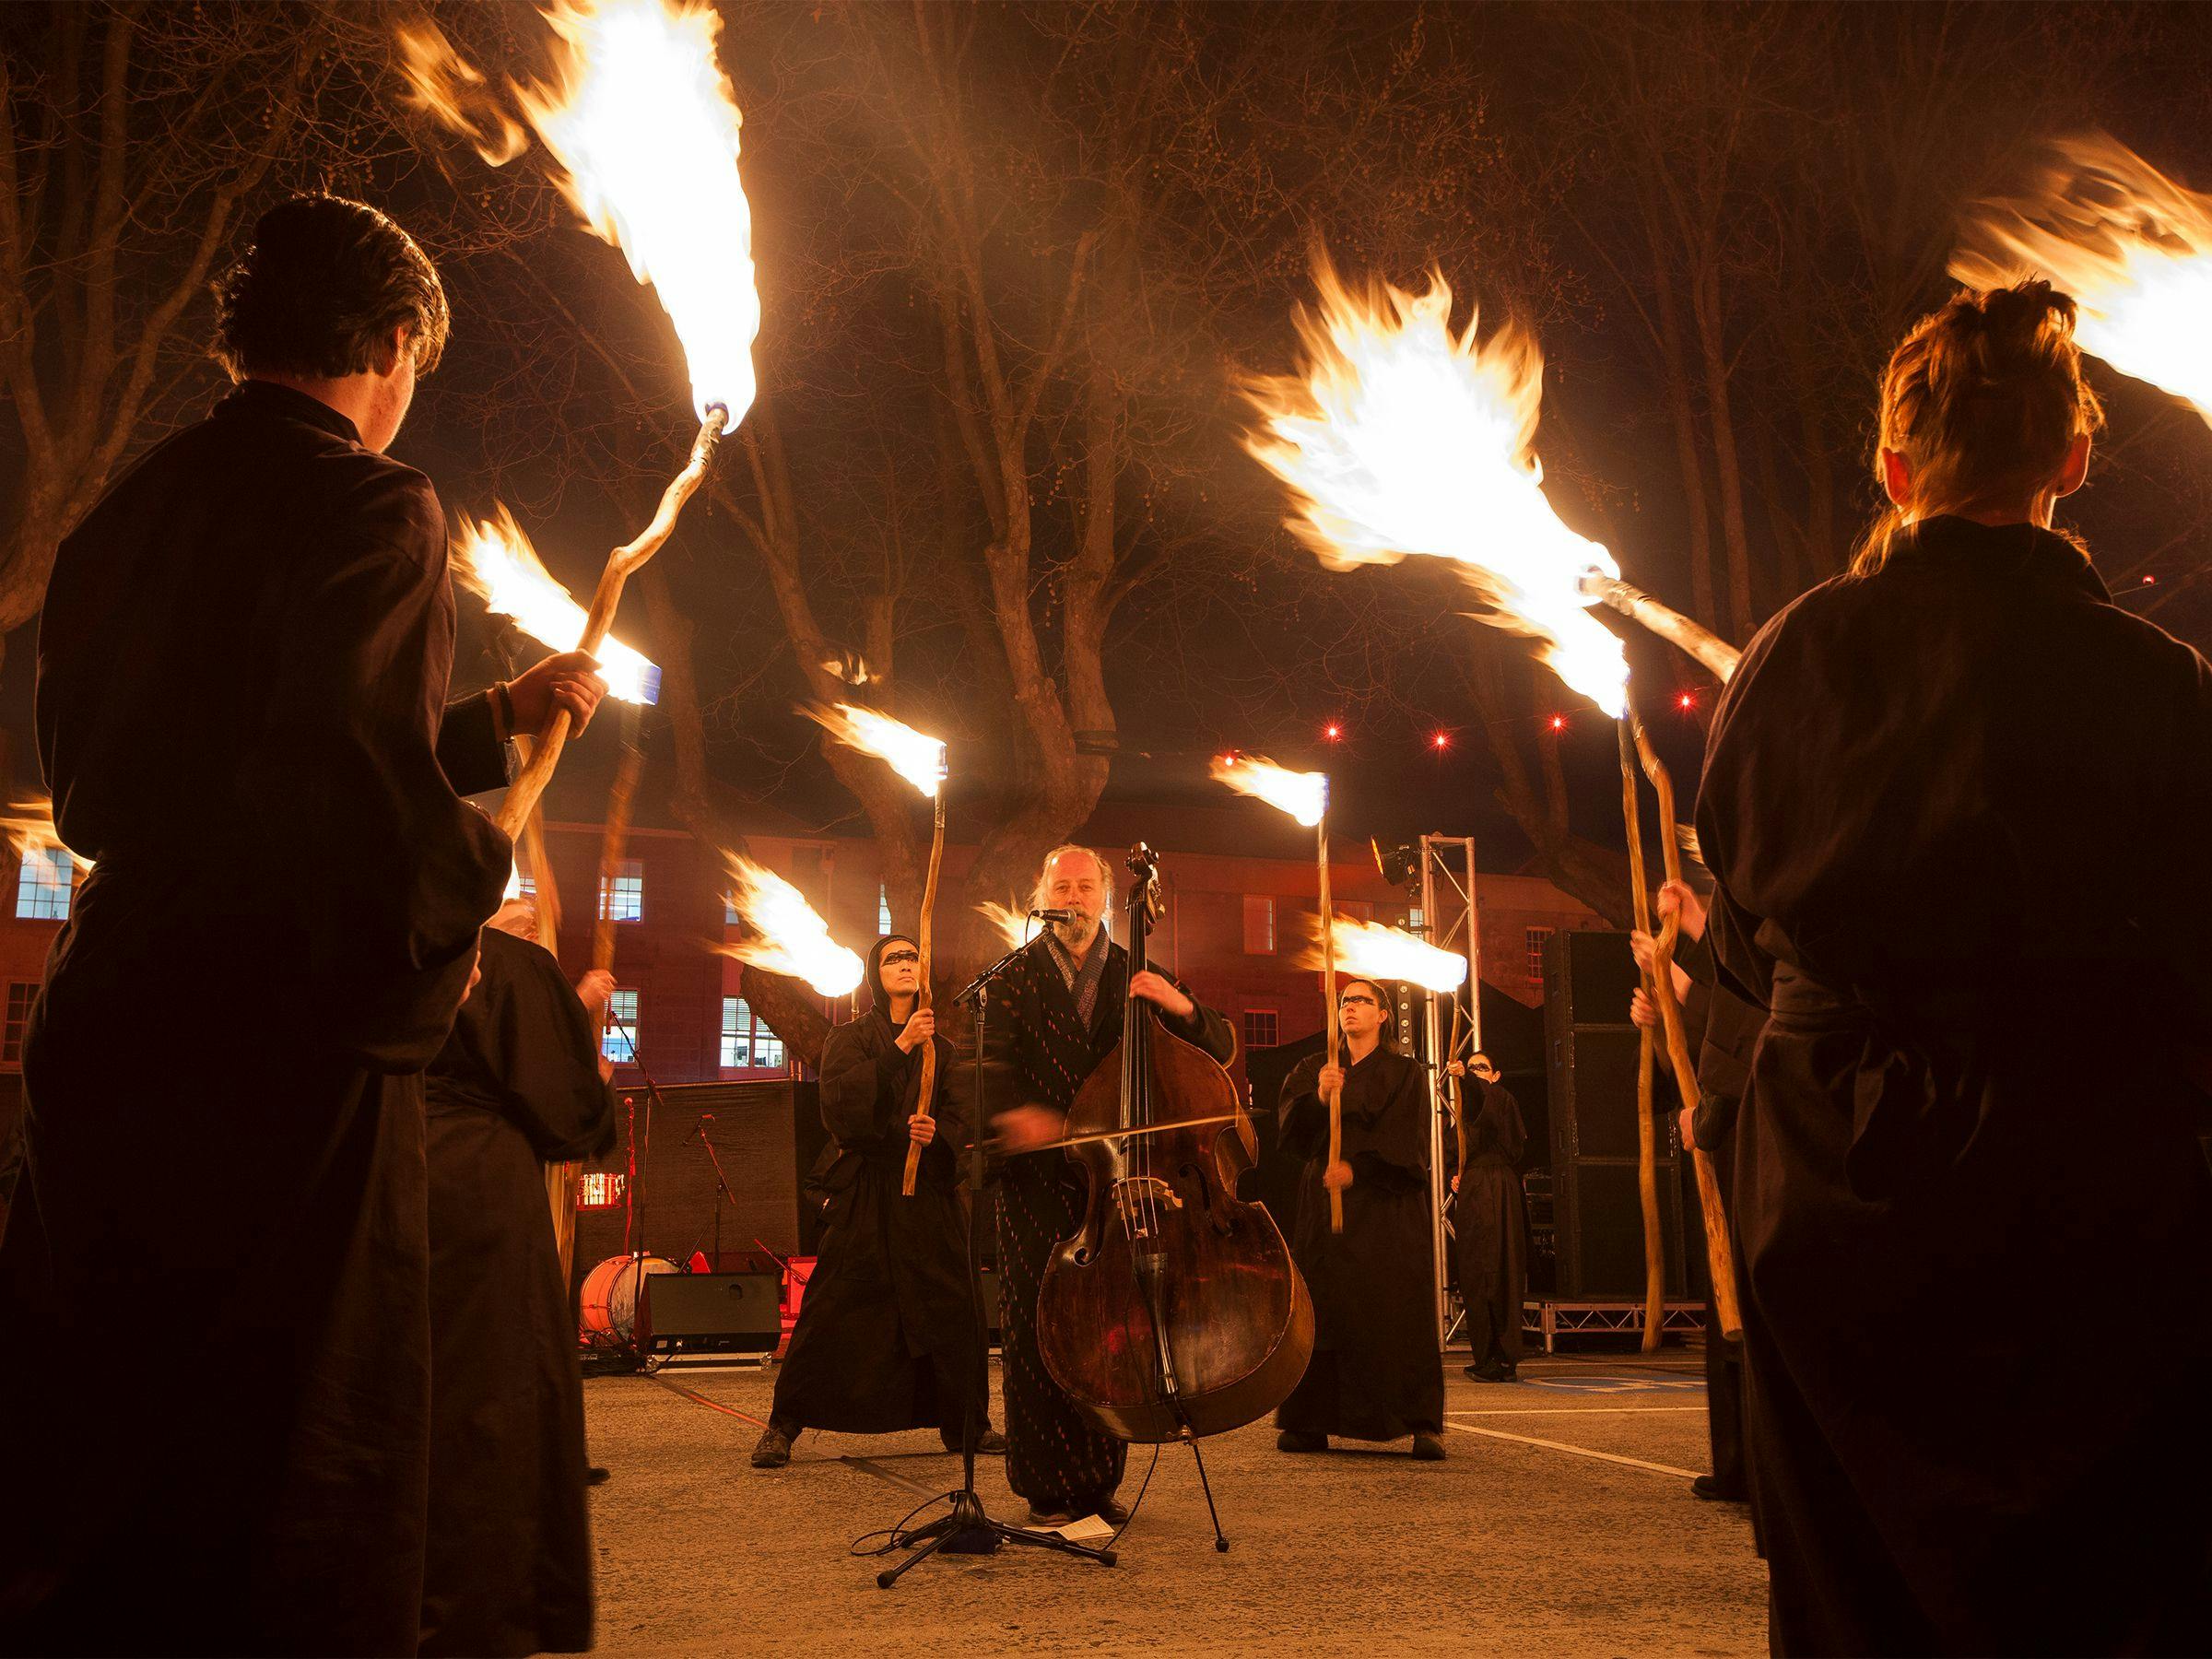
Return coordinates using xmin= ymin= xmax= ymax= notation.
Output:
xmin=1324 ymin=722 xmax=1343 ymax=740
xmin=1677 ymin=692 xmax=1696 ymax=712
xmin=1430 ymin=731 xmax=1451 ymax=750
xmin=1547 ymin=713 xmax=1567 ymax=733
xmin=2143 ymin=574 xmax=2158 ymax=585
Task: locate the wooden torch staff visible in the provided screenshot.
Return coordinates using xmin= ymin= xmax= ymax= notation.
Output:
xmin=1617 ymin=722 xmax=1670 ymax=1354
xmin=495 ymin=409 xmax=726 ymax=841
xmin=1628 ymin=717 xmax=1745 ymax=1339
xmin=900 ymin=789 xmax=947 ymax=1196
xmin=1318 ymin=811 xmax=1344 ymax=1234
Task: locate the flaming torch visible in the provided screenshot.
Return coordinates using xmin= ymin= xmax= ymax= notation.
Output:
xmin=805 ymin=702 xmax=949 ymax=1196
xmin=717 ymin=853 xmax=865 ymax=998
xmin=453 ymin=507 xmax=662 ymax=706
xmin=1244 ymin=258 xmax=1739 ymax=1333
xmin=1953 ymin=134 xmax=2212 ymax=424
xmin=1212 ymin=754 xmax=1350 ymax=1232
xmin=1300 ymin=916 xmax=1468 ymax=995
xmin=976 ymin=900 xmax=1042 ymax=954
xmin=0 ymin=797 xmax=91 ymax=877
xmin=402 ymin=0 xmax=760 ymax=839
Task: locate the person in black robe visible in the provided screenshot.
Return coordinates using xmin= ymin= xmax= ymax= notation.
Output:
xmin=1697 ymin=281 xmax=2212 ymax=1654
xmin=751 ymin=934 xmax=1003 ymax=1467
xmin=1632 ymin=879 xmax=1759 ymax=1506
xmin=983 ymin=845 xmax=1234 ymax=1526
xmin=1447 ymin=1050 xmax=1526 ymax=1382
xmin=419 ymin=901 xmax=617 ymax=1656
xmin=1276 ymin=978 xmax=1446 ymax=1458
xmin=0 ymin=195 xmax=605 ymax=1656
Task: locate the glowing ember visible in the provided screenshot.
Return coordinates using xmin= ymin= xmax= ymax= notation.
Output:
xmin=1954 ymin=135 xmax=2212 ymax=422
xmin=452 ymin=506 xmax=660 ymax=704
xmin=1244 ymin=256 xmax=1628 ymax=716
xmin=0 ymin=796 xmax=90 ymax=874
xmin=804 ymin=703 xmax=947 ymax=798
xmin=718 ymin=853 xmax=864 ymax=997
xmin=1300 ymin=916 xmax=1467 ymax=994
xmin=1210 ymin=754 xmax=1327 ymax=828
xmin=975 ymin=900 xmax=1040 ymax=953
xmin=516 ymin=0 xmax=759 ymax=421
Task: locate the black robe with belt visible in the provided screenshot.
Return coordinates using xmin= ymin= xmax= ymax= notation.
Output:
xmin=420 ymin=925 xmax=614 ymax=1657
xmin=771 ymin=1008 xmax=976 ymax=1435
xmin=1276 ymin=1046 xmax=1444 ymax=1439
xmin=982 ymin=931 xmax=1232 ymax=1512
xmin=1449 ymin=1077 xmax=1526 ymax=1366
xmin=1697 ymin=515 xmax=2212 ymax=1655
xmin=0 ymin=382 xmax=512 ymax=1656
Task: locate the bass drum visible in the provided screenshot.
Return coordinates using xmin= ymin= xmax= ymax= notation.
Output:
xmin=580 ymin=1253 xmax=677 ymax=1347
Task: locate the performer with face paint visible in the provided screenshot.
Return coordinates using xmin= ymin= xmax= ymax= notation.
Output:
xmin=751 ymin=935 xmax=1002 ymax=1469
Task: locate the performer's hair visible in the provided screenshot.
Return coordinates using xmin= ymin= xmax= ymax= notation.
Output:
xmin=1340 ymin=976 xmax=1393 ymax=1023
xmin=1852 ymin=279 xmax=2103 ymax=575
xmin=211 ymin=194 xmax=451 ymax=382
xmin=1031 ymin=844 xmax=1114 ymax=920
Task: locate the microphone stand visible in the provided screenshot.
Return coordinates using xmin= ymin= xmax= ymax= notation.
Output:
xmin=876 ymin=939 xmax=1115 ymax=1587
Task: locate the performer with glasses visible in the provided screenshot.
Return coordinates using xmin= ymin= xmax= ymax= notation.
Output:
xmin=751 ymin=935 xmax=1004 ymax=1468
xmin=1274 ymin=978 xmax=1447 ymax=1460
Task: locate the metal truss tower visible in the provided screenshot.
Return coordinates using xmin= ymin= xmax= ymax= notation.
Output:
xmin=1418 ymin=835 xmax=1481 ymax=1347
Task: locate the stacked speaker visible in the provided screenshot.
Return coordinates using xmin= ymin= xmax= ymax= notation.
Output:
xmin=1540 ymin=929 xmax=1686 ymax=1300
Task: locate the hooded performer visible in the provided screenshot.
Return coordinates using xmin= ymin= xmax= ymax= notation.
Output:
xmin=751 ymin=935 xmax=1003 ymax=1467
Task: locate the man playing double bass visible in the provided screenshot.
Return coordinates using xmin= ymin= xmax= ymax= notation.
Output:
xmin=984 ymin=845 xmax=1235 ymax=1527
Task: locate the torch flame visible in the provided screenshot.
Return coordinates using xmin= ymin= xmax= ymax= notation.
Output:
xmin=515 ymin=0 xmax=759 ymax=422
xmin=1952 ymin=134 xmax=2212 ymax=422
xmin=394 ymin=21 xmax=529 ymax=165
xmin=1300 ymin=916 xmax=1467 ymax=994
xmin=975 ymin=899 xmax=1041 ymax=953
xmin=717 ymin=853 xmax=865 ymax=998
xmin=1244 ymin=256 xmax=1628 ymax=716
xmin=452 ymin=506 xmax=661 ymax=705
xmin=803 ymin=702 xmax=947 ymax=798
xmin=0 ymin=796 xmax=90 ymax=875
xmin=1210 ymin=754 xmax=1327 ymax=828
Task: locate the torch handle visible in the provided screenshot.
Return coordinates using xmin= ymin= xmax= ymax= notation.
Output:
xmin=1586 ymin=577 xmax=1742 ymax=682
xmin=1319 ymin=816 xmax=1344 ymax=1234
xmin=1628 ymin=718 xmax=1745 ymax=1340
xmin=592 ymin=741 xmax=645 ymax=976
xmin=1619 ymin=723 xmax=1668 ymax=1353
xmin=901 ymin=797 xmax=947 ymax=1198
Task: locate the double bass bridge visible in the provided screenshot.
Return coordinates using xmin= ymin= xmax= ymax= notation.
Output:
xmin=1111 ymin=1175 xmax=1184 ymax=1239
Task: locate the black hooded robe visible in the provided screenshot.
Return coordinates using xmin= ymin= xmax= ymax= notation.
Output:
xmin=1450 ymin=1076 xmax=1527 ymax=1369
xmin=1276 ymin=1047 xmax=1444 ymax=1440
xmin=1698 ymin=515 xmax=2212 ymax=1654
xmin=770 ymin=938 xmax=978 ymax=1439
xmin=0 ymin=382 xmax=511 ymax=1657
xmin=982 ymin=931 xmax=1232 ymax=1512
xmin=419 ymin=924 xmax=614 ymax=1657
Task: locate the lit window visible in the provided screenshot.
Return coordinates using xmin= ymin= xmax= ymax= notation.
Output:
xmin=515 ymin=867 xmax=536 ymax=900
xmin=1241 ymin=1009 xmax=1279 ymax=1050
xmin=599 ymin=858 xmax=643 ymax=923
xmin=1241 ymin=894 xmax=1276 ymax=955
xmin=1407 ymin=906 xmax=1425 ymax=930
xmin=724 ymin=897 xmax=740 ymax=925
xmin=722 ymin=997 xmax=786 ymax=1071
xmin=14 ymin=847 xmax=73 ymax=921
xmin=878 ymin=882 xmax=893 ymax=935
xmin=1 ymin=982 xmax=35 ymax=1068
xmin=578 ymin=1171 xmax=627 ymax=1209
xmin=603 ymin=989 xmax=639 ymax=1065
xmin=1525 ymin=926 xmax=1555 ymax=986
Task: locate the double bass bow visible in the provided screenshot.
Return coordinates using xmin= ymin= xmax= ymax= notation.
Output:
xmin=1036 ymin=845 xmax=1315 ymax=1445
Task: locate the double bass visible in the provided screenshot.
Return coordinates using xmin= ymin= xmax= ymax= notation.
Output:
xmin=1037 ymin=845 xmax=1315 ymax=1442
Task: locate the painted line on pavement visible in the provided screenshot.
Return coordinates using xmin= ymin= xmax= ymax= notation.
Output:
xmin=1444 ymin=1417 xmax=1702 ymax=1478
xmin=1447 ymin=1406 xmax=1708 ymax=1418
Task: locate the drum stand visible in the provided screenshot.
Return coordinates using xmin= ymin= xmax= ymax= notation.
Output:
xmin=877 ymin=944 xmax=1116 ymax=1587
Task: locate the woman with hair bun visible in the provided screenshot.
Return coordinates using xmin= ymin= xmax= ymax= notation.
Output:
xmin=1696 ymin=281 xmax=2212 ymax=1653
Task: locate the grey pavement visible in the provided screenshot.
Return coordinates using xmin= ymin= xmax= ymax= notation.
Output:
xmin=582 ymin=1347 xmax=1768 ymax=1656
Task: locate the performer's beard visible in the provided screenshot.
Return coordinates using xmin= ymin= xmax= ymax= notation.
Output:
xmin=1051 ymin=911 xmax=1102 ymax=954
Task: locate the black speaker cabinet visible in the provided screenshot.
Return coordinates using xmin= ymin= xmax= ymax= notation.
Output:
xmin=1541 ymin=929 xmax=1686 ymax=1300
xmin=642 ymin=1270 xmax=782 ymax=1353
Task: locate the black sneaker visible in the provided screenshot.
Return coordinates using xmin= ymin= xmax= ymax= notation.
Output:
xmin=749 ymin=1425 xmax=793 ymax=1468
xmin=940 ymin=1425 xmax=1008 ymax=1454
xmin=1690 ymin=1474 xmax=1747 ymax=1503
xmin=1276 ymin=1430 xmax=1328 ymax=1453
xmin=1411 ymin=1431 xmax=1446 ymax=1461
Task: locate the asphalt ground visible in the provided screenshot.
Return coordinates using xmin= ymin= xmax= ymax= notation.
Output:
xmin=582 ymin=1345 xmax=1769 ymax=1655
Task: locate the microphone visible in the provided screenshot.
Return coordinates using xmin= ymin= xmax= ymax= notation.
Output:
xmin=684 ymin=1112 xmax=715 ymax=1144
xmin=1030 ymin=907 xmax=1081 ymax=924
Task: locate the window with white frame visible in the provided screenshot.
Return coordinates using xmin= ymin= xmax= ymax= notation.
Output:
xmin=722 ymin=997 xmax=785 ymax=1070
xmin=725 ymin=897 xmax=740 ymax=925
xmin=1241 ymin=894 xmax=1276 ymax=955
xmin=877 ymin=882 xmax=892 ymax=935
xmin=14 ymin=847 xmax=73 ymax=921
xmin=1 ymin=981 xmax=35 ymax=1068
xmin=1241 ymin=1009 xmax=1279 ymax=1051
xmin=1524 ymin=926 xmax=1555 ymax=987
xmin=602 ymin=989 xmax=639 ymax=1065
xmin=598 ymin=858 xmax=643 ymax=923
